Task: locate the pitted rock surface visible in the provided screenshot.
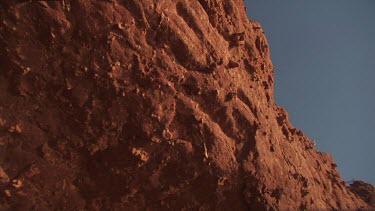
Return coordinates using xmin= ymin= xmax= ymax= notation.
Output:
xmin=0 ymin=0 xmax=371 ymax=210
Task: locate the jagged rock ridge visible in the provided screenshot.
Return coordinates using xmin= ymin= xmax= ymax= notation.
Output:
xmin=0 ymin=0 xmax=372 ymax=210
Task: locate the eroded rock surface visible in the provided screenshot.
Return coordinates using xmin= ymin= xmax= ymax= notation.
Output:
xmin=349 ymin=181 xmax=375 ymax=208
xmin=0 ymin=0 xmax=371 ymax=210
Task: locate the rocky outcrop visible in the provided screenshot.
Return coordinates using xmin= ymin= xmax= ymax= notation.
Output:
xmin=0 ymin=0 xmax=371 ymax=210
xmin=349 ymin=181 xmax=375 ymax=208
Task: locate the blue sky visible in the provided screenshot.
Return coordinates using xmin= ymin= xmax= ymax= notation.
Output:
xmin=245 ymin=0 xmax=375 ymax=184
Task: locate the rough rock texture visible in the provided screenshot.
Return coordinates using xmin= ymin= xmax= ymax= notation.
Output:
xmin=349 ymin=181 xmax=375 ymax=208
xmin=0 ymin=0 xmax=371 ymax=210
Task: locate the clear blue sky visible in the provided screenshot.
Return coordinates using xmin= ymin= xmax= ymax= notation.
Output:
xmin=245 ymin=0 xmax=375 ymax=184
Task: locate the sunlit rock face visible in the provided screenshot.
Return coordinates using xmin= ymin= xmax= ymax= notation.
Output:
xmin=0 ymin=0 xmax=370 ymax=210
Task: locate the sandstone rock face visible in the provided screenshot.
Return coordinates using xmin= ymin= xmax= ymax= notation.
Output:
xmin=0 ymin=0 xmax=371 ymax=210
xmin=349 ymin=181 xmax=375 ymax=208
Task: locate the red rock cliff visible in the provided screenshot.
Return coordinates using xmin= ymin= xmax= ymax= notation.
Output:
xmin=0 ymin=0 xmax=371 ymax=210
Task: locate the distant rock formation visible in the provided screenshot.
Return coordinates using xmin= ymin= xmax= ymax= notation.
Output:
xmin=0 ymin=0 xmax=371 ymax=210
